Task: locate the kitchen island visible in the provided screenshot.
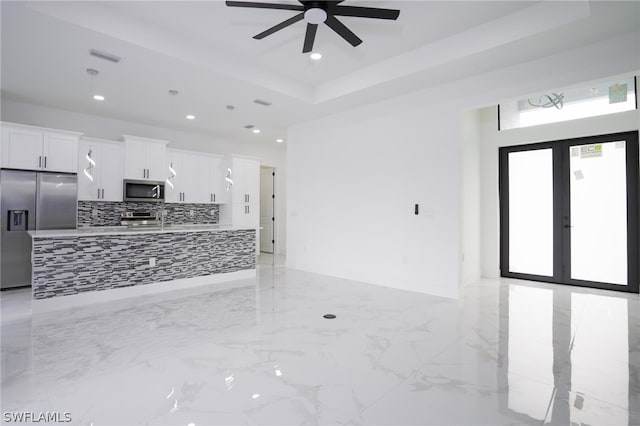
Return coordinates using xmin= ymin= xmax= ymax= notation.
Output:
xmin=28 ymin=225 xmax=256 ymax=312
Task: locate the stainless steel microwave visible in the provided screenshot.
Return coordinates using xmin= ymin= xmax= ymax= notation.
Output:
xmin=123 ymin=180 xmax=165 ymax=202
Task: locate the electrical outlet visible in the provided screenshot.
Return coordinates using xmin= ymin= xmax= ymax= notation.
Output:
xmin=149 ymin=257 xmax=156 ymax=267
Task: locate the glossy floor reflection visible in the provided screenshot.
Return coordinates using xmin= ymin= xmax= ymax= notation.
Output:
xmin=1 ymin=266 xmax=638 ymax=425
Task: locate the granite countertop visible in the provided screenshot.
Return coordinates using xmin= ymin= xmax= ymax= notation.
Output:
xmin=28 ymin=224 xmax=256 ymax=238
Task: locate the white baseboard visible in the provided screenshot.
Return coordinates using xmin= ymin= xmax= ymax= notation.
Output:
xmin=32 ymin=269 xmax=256 ymax=314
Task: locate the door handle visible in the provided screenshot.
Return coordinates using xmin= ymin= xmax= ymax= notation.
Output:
xmin=101 ymin=189 xmax=104 ymax=199
xmin=39 ymin=156 xmax=42 ymax=168
xmin=213 ymin=193 xmax=216 ymax=203
xmin=97 ymin=188 xmax=101 ymax=199
xmin=44 ymin=156 xmax=47 ymax=168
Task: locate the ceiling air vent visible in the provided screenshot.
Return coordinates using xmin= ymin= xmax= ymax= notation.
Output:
xmin=89 ymin=49 xmax=121 ymax=63
xmin=253 ymin=99 xmax=271 ymax=107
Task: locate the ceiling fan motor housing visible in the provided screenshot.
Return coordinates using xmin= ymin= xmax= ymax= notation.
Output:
xmin=304 ymin=7 xmax=327 ymax=24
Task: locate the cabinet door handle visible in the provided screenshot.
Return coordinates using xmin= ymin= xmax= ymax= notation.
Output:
xmin=97 ymin=188 xmax=101 ymax=199
xmin=213 ymin=193 xmax=216 ymax=203
xmin=39 ymin=156 xmax=42 ymax=168
xmin=101 ymin=189 xmax=104 ymax=199
xmin=44 ymin=156 xmax=47 ymax=169
xmin=210 ymin=193 xmax=213 ymax=202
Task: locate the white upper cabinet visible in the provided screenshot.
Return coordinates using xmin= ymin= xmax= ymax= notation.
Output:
xmin=122 ymin=135 xmax=168 ymax=181
xmin=165 ymin=150 xmax=182 ymax=203
xmin=165 ymin=149 xmax=199 ymax=204
xmin=1 ymin=122 xmax=80 ymax=173
xmin=213 ymin=157 xmax=231 ymax=204
xmin=43 ymin=132 xmax=79 ymax=173
xmin=229 ymin=156 xmax=260 ymax=205
xmin=78 ymin=138 xmax=124 ymax=202
xmin=197 ymin=155 xmax=227 ymax=204
xmin=167 ymin=150 xmax=229 ymax=204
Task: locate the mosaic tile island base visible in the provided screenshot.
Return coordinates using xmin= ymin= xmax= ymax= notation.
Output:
xmin=29 ymin=227 xmax=256 ymax=311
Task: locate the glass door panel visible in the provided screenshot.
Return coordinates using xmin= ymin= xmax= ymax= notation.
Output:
xmin=569 ymin=141 xmax=627 ymax=285
xmin=499 ymin=131 xmax=638 ymax=293
xmin=508 ymin=149 xmax=554 ymax=276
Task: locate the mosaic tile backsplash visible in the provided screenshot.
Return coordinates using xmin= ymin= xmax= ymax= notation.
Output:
xmin=32 ymin=229 xmax=255 ymax=299
xmin=78 ymin=201 xmax=219 ymax=227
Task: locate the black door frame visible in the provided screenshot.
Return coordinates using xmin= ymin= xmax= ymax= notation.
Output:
xmin=499 ymin=131 xmax=639 ymax=293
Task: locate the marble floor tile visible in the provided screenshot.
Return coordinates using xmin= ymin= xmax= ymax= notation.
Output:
xmin=1 ymin=268 xmax=638 ymax=425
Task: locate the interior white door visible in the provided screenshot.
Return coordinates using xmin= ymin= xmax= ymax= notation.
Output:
xmin=260 ymin=168 xmax=274 ymax=253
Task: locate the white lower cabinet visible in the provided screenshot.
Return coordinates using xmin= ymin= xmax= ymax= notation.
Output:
xmin=77 ymin=138 xmax=124 ymax=201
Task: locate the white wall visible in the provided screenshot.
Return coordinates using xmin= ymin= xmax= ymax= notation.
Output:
xmin=287 ymin=32 xmax=639 ymax=299
xmin=477 ymin=93 xmax=640 ymax=278
xmin=288 ymin=103 xmax=462 ymax=299
xmin=0 ymin=98 xmax=288 ymax=253
xmin=461 ymin=109 xmax=482 ymax=286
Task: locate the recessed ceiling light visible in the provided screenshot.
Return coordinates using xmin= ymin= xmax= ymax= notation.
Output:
xmin=186 ymin=115 xmax=195 ymax=120
xmin=276 ymin=139 xmax=284 ymax=143
xmin=252 ymin=129 xmax=261 ymax=134
xmin=310 ymin=52 xmax=322 ymax=60
xmin=93 ymin=94 xmax=105 ymax=101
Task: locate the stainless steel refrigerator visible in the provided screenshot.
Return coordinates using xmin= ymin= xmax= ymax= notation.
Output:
xmin=1 ymin=170 xmax=77 ymax=289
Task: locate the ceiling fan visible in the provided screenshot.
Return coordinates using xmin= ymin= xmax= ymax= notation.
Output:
xmin=225 ymin=1 xmax=400 ymax=53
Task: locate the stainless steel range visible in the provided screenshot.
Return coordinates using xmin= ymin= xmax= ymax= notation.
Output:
xmin=120 ymin=211 xmax=162 ymax=228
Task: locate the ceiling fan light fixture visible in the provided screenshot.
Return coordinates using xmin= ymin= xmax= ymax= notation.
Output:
xmin=304 ymin=8 xmax=327 ymax=24
xmin=310 ymin=52 xmax=322 ymax=60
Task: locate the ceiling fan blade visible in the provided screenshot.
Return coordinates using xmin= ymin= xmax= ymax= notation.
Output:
xmin=225 ymin=1 xmax=304 ymax=11
xmin=254 ymin=13 xmax=304 ymax=39
xmin=302 ymin=23 xmax=318 ymax=53
xmin=331 ymin=5 xmax=400 ymax=20
xmin=324 ymin=15 xmax=362 ymax=47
